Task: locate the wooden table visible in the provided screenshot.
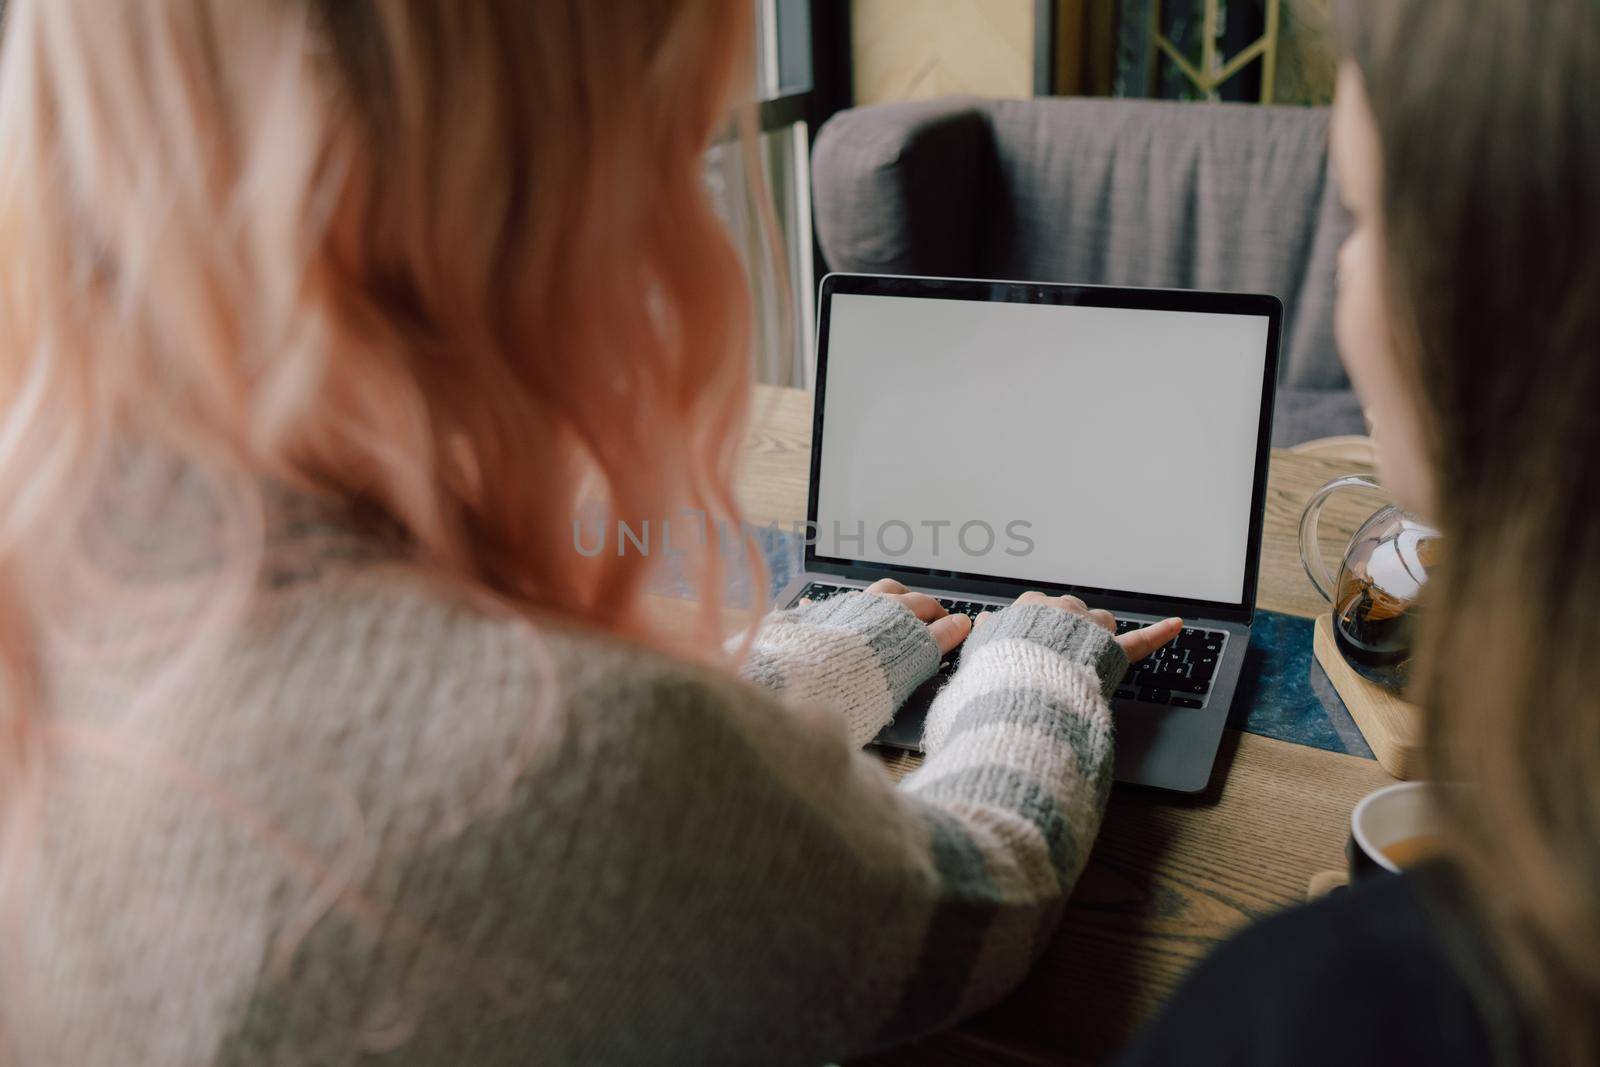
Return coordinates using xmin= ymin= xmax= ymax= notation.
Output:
xmin=732 ymin=385 xmax=1398 ymax=1065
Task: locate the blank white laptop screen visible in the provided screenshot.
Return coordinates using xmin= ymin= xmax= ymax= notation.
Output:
xmin=813 ymin=293 xmax=1271 ymax=605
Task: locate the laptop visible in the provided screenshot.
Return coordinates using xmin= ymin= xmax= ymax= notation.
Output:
xmin=774 ymin=273 xmax=1281 ymax=793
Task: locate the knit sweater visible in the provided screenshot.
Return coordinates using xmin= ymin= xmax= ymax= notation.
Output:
xmin=17 ymin=534 xmax=1126 ymax=1065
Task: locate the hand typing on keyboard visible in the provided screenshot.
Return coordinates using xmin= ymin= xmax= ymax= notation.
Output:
xmin=801 ymin=578 xmax=973 ymax=656
xmin=977 ymin=591 xmax=1182 ymax=664
xmin=797 ymin=582 xmax=1182 ymax=664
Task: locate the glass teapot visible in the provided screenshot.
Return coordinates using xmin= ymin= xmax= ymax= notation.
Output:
xmin=1298 ymin=475 xmax=1441 ymax=690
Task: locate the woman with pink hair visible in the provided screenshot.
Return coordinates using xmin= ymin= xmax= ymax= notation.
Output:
xmin=0 ymin=2 xmax=1170 ymax=1062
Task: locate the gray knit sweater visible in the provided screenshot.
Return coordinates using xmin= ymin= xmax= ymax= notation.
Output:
xmin=19 ymin=534 xmax=1126 ymax=1064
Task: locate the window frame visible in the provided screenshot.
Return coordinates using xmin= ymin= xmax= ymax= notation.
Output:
xmin=745 ymin=0 xmax=852 ymax=385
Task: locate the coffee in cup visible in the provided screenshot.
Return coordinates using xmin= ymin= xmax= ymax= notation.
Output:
xmin=1347 ymin=781 xmax=1448 ymax=881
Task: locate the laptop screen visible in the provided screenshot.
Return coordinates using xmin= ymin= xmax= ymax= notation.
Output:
xmin=811 ymin=284 xmax=1275 ymax=608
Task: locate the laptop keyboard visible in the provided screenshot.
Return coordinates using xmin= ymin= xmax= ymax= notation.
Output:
xmin=790 ymin=581 xmax=1226 ymax=708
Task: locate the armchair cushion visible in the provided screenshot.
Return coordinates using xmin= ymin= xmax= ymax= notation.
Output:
xmin=811 ymin=98 xmax=991 ymax=278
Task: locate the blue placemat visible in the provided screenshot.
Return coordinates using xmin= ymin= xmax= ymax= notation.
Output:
xmin=655 ymin=530 xmax=1373 ymax=759
xmin=1228 ymin=610 xmax=1374 ymax=758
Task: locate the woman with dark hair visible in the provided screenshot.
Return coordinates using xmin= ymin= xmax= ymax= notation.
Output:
xmin=1116 ymin=2 xmax=1600 ymax=1064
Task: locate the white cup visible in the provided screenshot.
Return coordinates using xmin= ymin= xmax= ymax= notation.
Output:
xmin=1348 ymin=781 xmax=1446 ymax=879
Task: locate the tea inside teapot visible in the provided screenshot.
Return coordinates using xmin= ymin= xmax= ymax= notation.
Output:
xmin=1331 ymin=515 xmax=1439 ymax=686
xmin=1299 ymin=475 xmax=1442 ymax=691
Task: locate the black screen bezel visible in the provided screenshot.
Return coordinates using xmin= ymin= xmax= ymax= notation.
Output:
xmin=805 ymin=273 xmax=1282 ymax=623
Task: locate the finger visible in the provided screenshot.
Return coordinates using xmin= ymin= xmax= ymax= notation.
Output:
xmin=928 ymin=612 xmax=973 ymax=657
xmin=798 ymin=597 xmax=813 ymax=606
xmin=866 ymin=578 xmax=907 ymax=595
xmin=1116 ymin=617 xmax=1184 ymax=662
xmin=1057 ymin=595 xmax=1088 ymax=615
xmin=1087 ymin=608 xmax=1116 ymax=634
xmin=890 ymin=591 xmax=946 ymax=622
xmin=974 ymin=610 xmax=993 ymax=628
xmin=1015 ymin=590 xmax=1049 ymax=606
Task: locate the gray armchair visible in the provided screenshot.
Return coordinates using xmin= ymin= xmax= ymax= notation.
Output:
xmin=811 ymin=96 xmax=1362 ymax=446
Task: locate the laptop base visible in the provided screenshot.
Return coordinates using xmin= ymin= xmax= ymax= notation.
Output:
xmin=779 ymin=574 xmax=1249 ymax=794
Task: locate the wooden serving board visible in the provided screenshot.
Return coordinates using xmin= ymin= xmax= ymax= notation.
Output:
xmin=1312 ymin=614 xmax=1423 ymax=779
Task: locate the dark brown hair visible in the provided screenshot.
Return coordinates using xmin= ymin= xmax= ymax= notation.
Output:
xmin=1337 ymin=1 xmax=1600 ymax=1062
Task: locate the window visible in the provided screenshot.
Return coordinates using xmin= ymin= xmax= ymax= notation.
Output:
xmin=754 ymin=0 xmax=815 ymax=388
xmin=708 ymin=0 xmax=836 ymax=388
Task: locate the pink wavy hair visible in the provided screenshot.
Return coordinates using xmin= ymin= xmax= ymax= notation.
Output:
xmin=0 ymin=0 xmax=774 ymax=1038
xmin=0 ymin=0 xmax=767 ymax=773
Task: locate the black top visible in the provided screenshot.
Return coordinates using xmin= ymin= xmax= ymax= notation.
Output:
xmin=1112 ymin=869 xmax=1536 ymax=1067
